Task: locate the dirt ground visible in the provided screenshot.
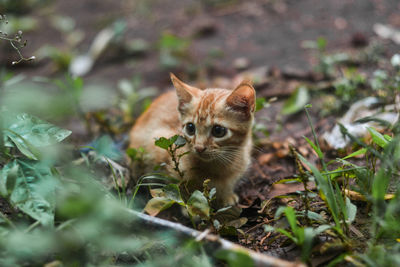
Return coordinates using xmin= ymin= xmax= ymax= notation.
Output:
xmin=2 ymin=0 xmax=400 ymax=264
xmin=7 ymin=0 xmax=399 ymax=84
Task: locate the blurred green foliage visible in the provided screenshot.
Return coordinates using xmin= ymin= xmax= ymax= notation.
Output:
xmin=0 ymin=72 xmax=222 ymax=266
xmin=158 ymin=32 xmax=191 ymax=69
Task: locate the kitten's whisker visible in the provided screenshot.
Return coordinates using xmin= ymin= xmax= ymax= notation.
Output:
xmin=252 ymin=145 xmax=266 ymax=153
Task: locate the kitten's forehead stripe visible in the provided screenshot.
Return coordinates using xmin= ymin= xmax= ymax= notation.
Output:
xmin=194 ymin=90 xmax=228 ymax=125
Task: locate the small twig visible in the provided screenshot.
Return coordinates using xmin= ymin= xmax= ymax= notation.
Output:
xmin=0 ymin=14 xmax=35 ymax=65
xmin=290 ymin=146 xmax=311 ymax=226
xmin=56 ymin=219 xmax=78 ymax=232
xmin=195 ymin=228 xmax=211 ymax=242
xmin=260 ymin=231 xmax=271 ymax=246
xmin=169 ymin=145 xmax=185 ymax=179
xmin=244 ymin=218 xmax=272 ymax=234
xmin=24 ymin=220 xmax=41 ymax=233
xmin=304 ymin=106 xmax=327 ymax=172
xmin=126 ymin=208 xmax=305 ymax=267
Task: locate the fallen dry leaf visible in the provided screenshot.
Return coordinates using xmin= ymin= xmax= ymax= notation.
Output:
xmin=344 ymin=189 xmax=394 ymax=201
xmin=266 ymin=182 xmax=316 ymax=199
xmin=272 ymin=141 xmax=282 ymax=150
xmin=276 ymin=148 xmax=290 ymax=158
xmin=258 ymin=153 xmax=274 ymax=165
xmin=298 ymin=146 xmax=309 ymax=156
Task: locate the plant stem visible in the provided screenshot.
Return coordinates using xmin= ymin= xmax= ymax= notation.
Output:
xmin=106 ymin=158 xmax=123 ymax=203
xmin=169 ymin=146 xmax=184 ymax=179
xmin=305 ymin=106 xmax=327 ymax=172
xmin=321 ymin=167 xmax=366 ymax=176
xmin=24 ymin=220 xmax=41 ymax=233
xmin=291 ymin=147 xmax=311 ymax=226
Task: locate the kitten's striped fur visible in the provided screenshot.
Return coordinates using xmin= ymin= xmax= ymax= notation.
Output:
xmin=129 ymin=74 xmax=255 ymax=206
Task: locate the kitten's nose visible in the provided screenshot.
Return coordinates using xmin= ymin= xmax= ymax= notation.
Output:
xmin=194 ymin=146 xmax=206 ymax=153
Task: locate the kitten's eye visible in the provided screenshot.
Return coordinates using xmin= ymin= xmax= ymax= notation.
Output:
xmin=185 ymin=123 xmax=196 ymax=136
xmin=211 ymin=125 xmax=227 ymax=138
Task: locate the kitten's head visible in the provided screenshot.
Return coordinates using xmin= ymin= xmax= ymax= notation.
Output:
xmin=170 ymin=73 xmax=255 ymax=161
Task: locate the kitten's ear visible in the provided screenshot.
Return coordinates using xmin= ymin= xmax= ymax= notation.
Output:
xmin=170 ymin=73 xmax=200 ymax=111
xmin=226 ymin=80 xmax=255 ymax=116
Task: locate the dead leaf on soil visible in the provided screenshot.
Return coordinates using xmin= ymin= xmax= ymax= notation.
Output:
xmin=344 ymin=189 xmax=394 ymax=201
xmin=297 ymin=146 xmax=309 ymax=157
xmin=144 ymin=197 xmax=175 ymax=217
xmin=276 ymin=148 xmax=290 ymax=158
xmin=258 ymin=153 xmax=274 ymax=165
xmin=226 ymin=217 xmax=248 ymax=228
xmin=266 ymin=182 xmax=316 ymax=199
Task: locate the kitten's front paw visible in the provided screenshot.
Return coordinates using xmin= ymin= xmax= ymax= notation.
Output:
xmin=222 ymin=193 xmax=239 ymax=207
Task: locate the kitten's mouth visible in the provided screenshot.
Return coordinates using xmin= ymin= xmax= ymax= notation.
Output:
xmin=193 ymin=151 xmax=214 ymax=161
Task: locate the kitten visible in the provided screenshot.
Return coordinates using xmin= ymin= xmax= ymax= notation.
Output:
xmin=129 ymin=73 xmax=255 ymax=206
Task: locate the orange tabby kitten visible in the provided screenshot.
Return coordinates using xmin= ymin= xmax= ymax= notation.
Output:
xmin=129 ymin=74 xmax=255 ymax=206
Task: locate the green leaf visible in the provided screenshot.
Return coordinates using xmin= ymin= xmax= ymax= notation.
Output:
xmin=159 ymin=33 xmax=189 ymax=51
xmin=282 ymin=86 xmax=310 ymax=115
xmin=174 ymin=135 xmax=186 ymax=148
xmin=345 ymin=197 xmax=357 ymax=224
xmin=0 ymin=160 xmax=57 ymax=226
xmin=226 ymin=217 xmax=248 ymax=228
xmin=298 ymin=154 xmax=341 ymax=228
xmin=367 ymin=127 xmax=388 ymax=148
xmin=162 ymin=184 xmax=184 ymax=205
xmin=263 ymin=225 xmax=275 ymax=232
xmin=297 ymin=210 xmax=326 ymax=223
xmin=155 ymin=137 xmax=172 ymax=150
xmin=144 ymin=197 xmax=175 ymax=216
xmin=5 ymin=163 xmax=18 ymax=196
xmin=169 ymin=135 xmax=178 ymax=144
xmin=273 ymin=178 xmax=302 ymax=184
xmin=140 ymin=173 xmax=180 ymax=184
xmin=155 ymin=135 xmax=185 ymax=150
xmin=343 ymin=148 xmax=367 ymax=160
xmin=383 ymin=134 xmax=392 ymax=142
xmin=209 ymin=187 xmax=216 ymax=200
xmin=314 ymin=224 xmax=331 ymax=235
xmin=218 ymin=226 xmax=238 ymax=236
xmin=255 ymin=97 xmax=266 ymax=112
xmin=2 ymin=113 xmax=71 ymax=147
xmin=275 ymin=228 xmax=297 ymax=243
xmin=355 ymin=116 xmax=392 ymax=128
xmin=4 ymin=129 xmax=41 ymax=160
xmin=187 ymin=190 xmax=210 ymax=219
xmin=213 ymin=219 xmax=221 ymax=230
xmin=372 ymin=168 xmax=390 ymax=201
xmin=215 ymin=206 xmax=232 ymax=214
xmin=317 ymin=37 xmax=327 ymax=51
xmin=304 ymin=136 xmax=324 ymax=159
xmin=284 ymin=207 xmax=299 ymax=235
xmin=126 ymin=148 xmax=137 ymax=160
xmin=0 ymin=160 xmax=19 ymax=197
xmin=274 ymin=206 xmax=287 ymax=219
